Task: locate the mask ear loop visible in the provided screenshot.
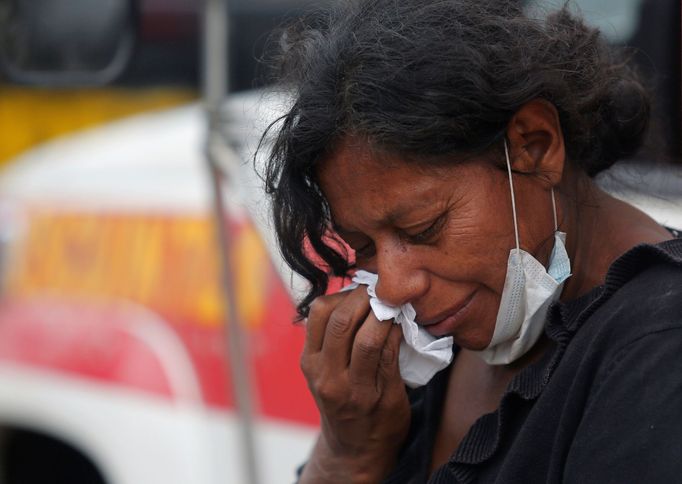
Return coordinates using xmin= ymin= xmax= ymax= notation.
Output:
xmin=551 ymin=188 xmax=558 ymax=232
xmin=503 ymin=139 xmax=521 ymax=255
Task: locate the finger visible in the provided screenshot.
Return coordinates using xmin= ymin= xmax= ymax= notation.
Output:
xmin=377 ymin=325 xmax=403 ymax=388
xmin=348 ymin=312 xmax=394 ymax=387
xmin=321 ymin=287 xmax=371 ymax=365
xmin=304 ymin=292 xmax=348 ymax=355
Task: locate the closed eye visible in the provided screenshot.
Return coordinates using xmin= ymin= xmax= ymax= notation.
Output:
xmin=354 ymin=240 xmax=376 ymax=259
xmin=403 ymin=213 xmax=446 ymax=244
xmin=339 ymin=211 xmax=447 ymax=261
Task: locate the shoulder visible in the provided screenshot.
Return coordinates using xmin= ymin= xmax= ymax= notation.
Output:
xmin=602 ymin=257 xmax=682 ymax=333
xmin=574 ymin=239 xmax=682 ymax=344
xmin=563 ymin=317 xmax=682 ymax=483
xmin=558 ymin=243 xmax=682 ymax=482
xmin=556 ymin=240 xmax=682 ymax=377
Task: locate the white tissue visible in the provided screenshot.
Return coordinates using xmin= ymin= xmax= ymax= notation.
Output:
xmin=346 ymin=270 xmax=453 ymax=388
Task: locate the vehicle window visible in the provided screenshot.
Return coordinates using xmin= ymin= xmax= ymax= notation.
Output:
xmin=526 ymin=0 xmax=645 ymax=43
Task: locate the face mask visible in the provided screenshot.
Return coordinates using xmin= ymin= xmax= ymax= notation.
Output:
xmin=475 ymin=140 xmax=571 ymax=365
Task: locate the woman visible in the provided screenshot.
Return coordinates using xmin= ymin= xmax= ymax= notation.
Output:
xmin=263 ymin=1 xmax=682 ymax=482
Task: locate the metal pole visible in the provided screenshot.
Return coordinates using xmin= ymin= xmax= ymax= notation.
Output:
xmin=202 ymin=1 xmax=262 ymax=484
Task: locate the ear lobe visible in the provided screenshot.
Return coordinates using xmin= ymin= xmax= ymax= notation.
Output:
xmin=505 ymin=99 xmax=566 ymax=187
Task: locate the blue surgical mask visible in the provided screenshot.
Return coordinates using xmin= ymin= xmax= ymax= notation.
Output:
xmin=475 ymin=140 xmax=571 ymax=365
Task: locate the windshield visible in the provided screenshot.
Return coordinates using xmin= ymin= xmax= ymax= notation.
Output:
xmin=526 ymin=0 xmax=645 ymax=43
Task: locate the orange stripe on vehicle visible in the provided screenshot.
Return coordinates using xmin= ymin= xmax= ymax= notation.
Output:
xmin=3 ymin=208 xmax=284 ymax=330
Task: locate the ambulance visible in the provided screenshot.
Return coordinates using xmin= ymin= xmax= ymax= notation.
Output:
xmin=0 ymin=1 xmax=323 ymax=482
xmin=0 ymin=88 xmax=325 ymax=483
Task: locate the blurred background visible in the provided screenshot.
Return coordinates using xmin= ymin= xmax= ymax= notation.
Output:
xmin=0 ymin=0 xmax=678 ymax=483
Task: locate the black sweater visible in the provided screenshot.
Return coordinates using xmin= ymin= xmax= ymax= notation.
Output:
xmin=385 ymin=238 xmax=682 ymax=483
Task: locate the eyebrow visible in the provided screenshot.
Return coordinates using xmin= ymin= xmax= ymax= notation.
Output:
xmin=385 ymin=198 xmax=441 ymax=225
xmin=331 ymin=197 xmax=444 ymax=234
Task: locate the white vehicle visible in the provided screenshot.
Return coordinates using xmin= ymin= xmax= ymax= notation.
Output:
xmin=0 ymin=0 xmax=322 ymax=481
xmin=0 ymin=89 xmax=319 ymax=484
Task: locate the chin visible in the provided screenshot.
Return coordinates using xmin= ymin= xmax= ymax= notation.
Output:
xmin=444 ymin=289 xmax=497 ymax=351
xmin=451 ymin=330 xmax=492 ymax=352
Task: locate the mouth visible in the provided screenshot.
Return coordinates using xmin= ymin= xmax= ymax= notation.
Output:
xmin=419 ymin=290 xmax=477 ymax=337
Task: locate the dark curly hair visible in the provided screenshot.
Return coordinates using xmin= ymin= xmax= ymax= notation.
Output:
xmin=261 ymin=0 xmax=651 ymax=318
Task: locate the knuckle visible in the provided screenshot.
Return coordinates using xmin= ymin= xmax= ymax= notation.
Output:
xmin=380 ymin=344 xmax=398 ymax=367
xmin=344 ymin=392 xmax=366 ymax=412
xmin=326 ymin=306 xmax=356 ymax=339
xmin=354 ymin=336 xmax=383 ymax=360
xmin=315 ymin=380 xmax=342 ymax=404
xmin=308 ymin=296 xmax=334 ymax=320
xmin=347 ymin=388 xmax=379 ymax=412
xmin=299 ymin=353 xmax=313 ymax=378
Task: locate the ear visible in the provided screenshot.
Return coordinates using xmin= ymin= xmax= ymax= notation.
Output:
xmin=505 ymin=99 xmax=566 ymax=188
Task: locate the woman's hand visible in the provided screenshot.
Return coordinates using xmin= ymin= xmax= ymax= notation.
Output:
xmin=298 ymin=287 xmax=411 ymax=484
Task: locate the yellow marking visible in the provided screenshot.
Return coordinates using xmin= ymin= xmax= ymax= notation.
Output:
xmin=0 ymin=86 xmax=197 ymax=163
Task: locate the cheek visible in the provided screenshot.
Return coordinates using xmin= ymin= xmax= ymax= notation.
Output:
xmin=435 ymin=237 xmax=510 ymax=297
xmin=456 ymin=289 xmax=503 ymax=350
xmin=433 ymin=208 xmax=514 ymax=296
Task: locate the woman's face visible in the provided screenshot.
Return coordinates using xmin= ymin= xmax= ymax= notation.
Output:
xmin=318 ymin=138 xmax=558 ymax=350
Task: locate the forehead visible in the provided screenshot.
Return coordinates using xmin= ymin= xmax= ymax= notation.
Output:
xmin=317 ymin=138 xmax=470 ymax=231
xmin=318 ymin=138 xmax=426 ymax=191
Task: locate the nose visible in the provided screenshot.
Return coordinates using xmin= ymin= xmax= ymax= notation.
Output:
xmin=373 ymin=242 xmax=429 ymax=307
